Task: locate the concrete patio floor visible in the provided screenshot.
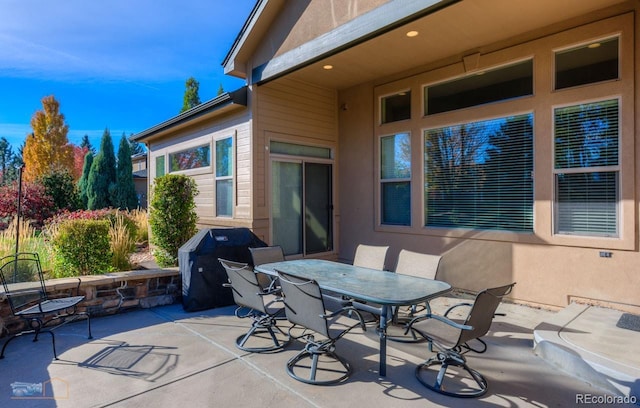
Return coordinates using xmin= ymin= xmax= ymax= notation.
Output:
xmin=0 ymin=296 xmax=638 ymax=407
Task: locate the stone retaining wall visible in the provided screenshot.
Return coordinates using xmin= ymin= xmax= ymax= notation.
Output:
xmin=0 ymin=268 xmax=181 ymax=336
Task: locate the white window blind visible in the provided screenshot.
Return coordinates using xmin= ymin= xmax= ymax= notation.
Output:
xmin=554 ymin=99 xmax=619 ymax=236
xmin=424 ymin=114 xmax=534 ymax=231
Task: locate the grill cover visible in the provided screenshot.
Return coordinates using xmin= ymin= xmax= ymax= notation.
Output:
xmin=178 ymin=228 xmax=267 ymax=312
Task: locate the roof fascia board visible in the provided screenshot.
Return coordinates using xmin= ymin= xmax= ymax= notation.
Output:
xmin=252 ymin=0 xmax=460 ymax=85
xmin=222 ymin=0 xmax=274 ymax=78
xmin=131 ymin=87 xmax=248 ymax=143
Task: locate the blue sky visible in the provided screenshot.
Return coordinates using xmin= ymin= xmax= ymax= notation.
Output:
xmin=0 ymin=0 xmax=256 ymax=151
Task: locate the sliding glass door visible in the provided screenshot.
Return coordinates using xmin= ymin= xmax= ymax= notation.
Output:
xmin=271 ymin=160 xmax=333 ymax=256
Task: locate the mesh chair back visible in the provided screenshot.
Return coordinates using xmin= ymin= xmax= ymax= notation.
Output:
xmin=0 ymin=253 xmax=47 ymax=315
xmin=249 ymin=246 xmax=285 ymax=265
xmin=395 ymin=249 xmax=441 ymax=279
xmin=249 ymin=246 xmax=284 ymax=289
xmin=458 ymin=283 xmax=515 ymax=346
xmin=219 ymin=259 xmax=266 ymax=314
xmin=277 ymin=270 xmax=329 ymax=338
xmin=353 ymin=244 xmax=388 ymax=270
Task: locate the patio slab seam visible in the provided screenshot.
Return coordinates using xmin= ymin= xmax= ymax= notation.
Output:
xmin=147 ymin=307 xmax=324 ymax=408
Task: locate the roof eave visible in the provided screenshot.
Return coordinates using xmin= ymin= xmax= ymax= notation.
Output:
xmin=130 ymin=87 xmax=248 ymax=143
xmin=251 ymin=0 xmax=461 ymax=85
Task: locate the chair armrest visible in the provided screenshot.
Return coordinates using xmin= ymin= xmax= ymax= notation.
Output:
xmin=444 ymin=302 xmax=473 ymax=317
xmin=259 ymin=285 xmax=282 ymax=296
xmin=405 ymin=313 xmax=473 ymax=334
xmin=321 ymin=306 xmax=367 ymax=331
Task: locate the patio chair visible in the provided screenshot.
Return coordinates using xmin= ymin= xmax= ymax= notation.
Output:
xmin=389 ymin=249 xmax=442 ymax=343
xmin=276 ymin=270 xmax=366 ymax=385
xmin=405 ymin=283 xmax=515 ymax=398
xmin=249 ymin=246 xmax=284 ymax=290
xmin=346 ymin=244 xmax=390 ymax=319
xmin=219 ymin=258 xmax=290 ymax=353
xmin=0 ymin=252 xmax=92 ymax=360
xmin=352 ymin=244 xmax=389 ymax=270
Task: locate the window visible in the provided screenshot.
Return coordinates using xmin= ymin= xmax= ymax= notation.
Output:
xmin=270 ymin=141 xmax=331 ymax=159
xmin=169 ymin=144 xmax=211 ymax=172
xmin=215 ymin=137 xmax=233 ymax=217
xmin=555 ymin=37 xmax=618 ymax=90
xmin=424 ymin=114 xmax=534 ymax=231
xmin=155 ymin=156 xmax=165 ymax=178
xmin=381 ymin=91 xmax=411 ymax=124
xmin=381 ymin=133 xmax=411 ymax=225
xmin=425 ymin=60 xmax=533 ymax=115
xmin=554 ymin=99 xmax=619 ymax=236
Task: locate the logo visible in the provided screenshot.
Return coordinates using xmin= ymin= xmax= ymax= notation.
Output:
xmin=10 ymin=378 xmax=69 ymax=400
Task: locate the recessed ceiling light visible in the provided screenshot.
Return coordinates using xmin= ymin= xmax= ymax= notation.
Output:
xmin=406 ymin=30 xmax=419 ymax=38
xmin=323 ymin=64 xmax=333 ymax=70
xmin=588 ymin=42 xmax=601 ymax=49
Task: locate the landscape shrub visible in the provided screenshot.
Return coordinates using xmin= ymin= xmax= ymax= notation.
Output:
xmin=109 ymin=212 xmax=135 ymax=271
xmin=50 ymin=219 xmax=112 ymax=277
xmin=130 ymin=208 xmax=149 ymax=242
xmin=48 ymin=208 xmax=137 ymax=238
xmin=38 ymin=169 xmax=81 ymax=212
xmin=0 ymin=182 xmax=55 ymax=230
xmin=149 ymin=174 xmax=198 ymax=267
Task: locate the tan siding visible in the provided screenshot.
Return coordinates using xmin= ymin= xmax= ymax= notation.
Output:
xmin=147 ymin=109 xmax=254 ymax=228
xmin=253 ymin=78 xmax=339 ymax=241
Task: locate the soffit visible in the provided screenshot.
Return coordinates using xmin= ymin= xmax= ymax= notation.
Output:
xmin=267 ymin=0 xmax=629 ymax=90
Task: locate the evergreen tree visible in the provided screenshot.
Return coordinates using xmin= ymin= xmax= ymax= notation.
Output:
xmin=39 ymin=168 xmax=80 ymax=211
xmin=217 ymin=83 xmax=224 ymax=96
xmin=180 ymin=77 xmax=201 ymax=113
xmin=112 ymin=134 xmax=139 ymax=210
xmin=80 ymin=134 xmax=95 ymax=154
xmin=77 ymin=152 xmax=93 ymax=209
xmin=87 ymin=128 xmax=116 ymax=209
xmin=0 ymin=137 xmax=17 ymax=186
xmin=129 ymin=137 xmax=146 ymax=155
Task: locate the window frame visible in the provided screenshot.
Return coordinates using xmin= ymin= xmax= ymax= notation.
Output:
xmin=553 ymin=35 xmax=620 ymax=91
xmin=551 ymin=97 xmax=621 ymax=238
xmin=371 ymin=13 xmax=633 ymax=250
xmin=167 ymin=143 xmax=212 ymax=173
xmin=423 ymin=112 xmax=535 ymax=233
xmin=379 ymin=132 xmax=412 ymax=226
xmin=215 ymin=135 xmax=235 ymax=218
xmin=423 ymin=58 xmax=534 ymax=116
xmin=379 ymin=89 xmax=412 ymax=125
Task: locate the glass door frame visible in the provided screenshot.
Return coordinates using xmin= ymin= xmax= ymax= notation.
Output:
xmin=269 ymin=153 xmax=335 ymax=257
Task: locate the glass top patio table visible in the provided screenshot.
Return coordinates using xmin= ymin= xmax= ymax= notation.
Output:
xmin=254 ymin=259 xmax=452 ymax=376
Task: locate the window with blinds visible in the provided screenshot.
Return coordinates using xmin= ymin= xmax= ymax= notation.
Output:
xmin=424 ymin=113 xmax=534 ymax=231
xmin=380 ymin=133 xmax=411 ymax=226
xmin=553 ymin=99 xmax=619 ymax=236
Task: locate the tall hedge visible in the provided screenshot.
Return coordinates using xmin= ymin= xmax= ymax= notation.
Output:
xmin=149 ymin=174 xmax=198 ymax=267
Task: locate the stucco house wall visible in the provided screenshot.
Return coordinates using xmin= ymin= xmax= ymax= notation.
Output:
xmin=135 ymin=0 xmax=640 ymax=312
xmin=334 ymin=8 xmax=638 ymax=311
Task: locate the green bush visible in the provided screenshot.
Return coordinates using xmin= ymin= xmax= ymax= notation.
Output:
xmin=149 ymin=174 xmax=198 ymax=267
xmin=50 ymin=219 xmax=112 ymax=277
